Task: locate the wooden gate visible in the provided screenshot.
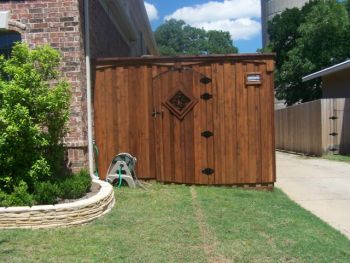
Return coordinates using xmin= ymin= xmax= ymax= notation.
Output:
xmin=93 ymin=55 xmax=276 ymax=186
xmin=152 ymin=65 xmax=209 ymax=184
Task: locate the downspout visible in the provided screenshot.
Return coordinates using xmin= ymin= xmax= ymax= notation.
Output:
xmin=84 ymin=0 xmax=98 ymax=180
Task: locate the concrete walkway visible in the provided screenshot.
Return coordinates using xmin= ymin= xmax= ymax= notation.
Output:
xmin=276 ymin=151 xmax=350 ymax=239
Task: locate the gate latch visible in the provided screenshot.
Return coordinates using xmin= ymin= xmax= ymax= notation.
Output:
xmin=152 ymin=108 xmax=163 ymax=118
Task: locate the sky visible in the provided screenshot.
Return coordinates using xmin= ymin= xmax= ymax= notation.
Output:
xmin=144 ymin=0 xmax=262 ymax=53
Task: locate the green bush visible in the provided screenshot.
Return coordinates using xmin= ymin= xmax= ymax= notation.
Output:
xmin=34 ymin=181 xmax=60 ymax=205
xmin=0 ymin=43 xmax=70 ymax=193
xmin=0 ymin=181 xmax=34 ymax=207
xmin=0 ymin=44 xmax=93 ymax=207
xmin=0 ymin=190 xmax=8 ymax=206
xmin=59 ymin=170 xmax=91 ymax=200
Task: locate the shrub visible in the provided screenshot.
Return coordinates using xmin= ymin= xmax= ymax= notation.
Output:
xmin=34 ymin=181 xmax=60 ymax=205
xmin=0 ymin=170 xmax=92 ymax=207
xmin=0 ymin=43 xmax=70 ymax=193
xmin=0 ymin=190 xmax=8 ymax=207
xmin=0 ymin=181 xmax=34 ymax=207
xmin=59 ymin=170 xmax=92 ymax=200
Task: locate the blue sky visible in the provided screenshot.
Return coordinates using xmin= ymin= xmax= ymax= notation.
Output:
xmin=144 ymin=0 xmax=262 ymax=53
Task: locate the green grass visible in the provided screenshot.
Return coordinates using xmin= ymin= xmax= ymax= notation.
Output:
xmin=323 ymin=154 xmax=350 ymax=164
xmin=1 ymin=184 xmax=350 ymax=262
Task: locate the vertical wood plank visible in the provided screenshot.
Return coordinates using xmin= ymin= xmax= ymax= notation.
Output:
xmin=206 ymin=65 xmax=215 ymax=185
xmin=193 ymin=65 xmax=205 ymax=185
xmin=229 ymin=63 xmax=238 ymax=184
xmin=236 ymin=63 xmax=249 ymax=184
xmin=147 ymin=65 xmax=156 ymax=179
xmin=223 ymin=62 xmax=235 ymax=184
xmin=182 ymin=69 xmax=195 ymax=184
xmin=105 ymin=67 xmax=115 ymax=176
xmin=247 ymin=63 xmax=258 ymax=183
xmin=260 ymin=62 xmax=274 ymax=183
xmin=152 ymin=66 xmax=163 ymax=181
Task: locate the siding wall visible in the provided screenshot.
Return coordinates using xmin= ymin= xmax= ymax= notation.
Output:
xmin=323 ymin=68 xmax=350 ymax=98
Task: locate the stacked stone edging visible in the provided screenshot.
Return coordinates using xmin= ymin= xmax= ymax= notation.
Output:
xmin=0 ymin=179 xmax=115 ymax=229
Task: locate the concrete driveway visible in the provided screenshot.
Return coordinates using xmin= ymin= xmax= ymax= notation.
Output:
xmin=276 ymin=151 xmax=350 ymax=239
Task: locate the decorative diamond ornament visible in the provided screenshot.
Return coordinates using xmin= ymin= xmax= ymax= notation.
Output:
xmin=163 ymin=88 xmax=198 ymax=120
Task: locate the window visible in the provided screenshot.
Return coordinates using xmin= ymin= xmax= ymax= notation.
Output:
xmin=0 ymin=30 xmax=21 ymax=59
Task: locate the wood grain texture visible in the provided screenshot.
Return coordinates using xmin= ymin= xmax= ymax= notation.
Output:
xmin=275 ymin=98 xmax=350 ymax=156
xmin=93 ymin=56 xmax=276 ymax=184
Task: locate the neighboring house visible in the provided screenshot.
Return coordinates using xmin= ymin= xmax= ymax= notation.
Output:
xmin=0 ymin=0 xmax=158 ymax=173
xmin=302 ymin=60 xmax=350 ymax=98
xmin=261 ymin=0 xmax=309 ymax=47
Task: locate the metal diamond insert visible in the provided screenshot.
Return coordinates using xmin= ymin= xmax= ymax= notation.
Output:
xmin=169 ymin=90 xmax=191 ymax=112
xmin=163 ymin=88 xmax=198 ymax=120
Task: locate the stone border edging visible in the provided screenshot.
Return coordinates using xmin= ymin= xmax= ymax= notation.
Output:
xmin=0 ymin=179 xmax=115 ymax=229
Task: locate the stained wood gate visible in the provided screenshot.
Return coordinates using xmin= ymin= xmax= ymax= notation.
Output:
xmin=93 ymin=55 xmax=276 ymax=186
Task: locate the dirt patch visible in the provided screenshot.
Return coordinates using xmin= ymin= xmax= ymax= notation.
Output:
xmin=190 ymin=187 xmax=230 ymax=263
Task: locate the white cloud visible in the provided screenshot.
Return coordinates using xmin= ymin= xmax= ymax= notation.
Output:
xmin=164 ymin=0 xmax=261 ymax=41
xmin=194 ymin=18 xmax=261 ymax=41
xmin=145 ymin=2 xmax=159 ymax=21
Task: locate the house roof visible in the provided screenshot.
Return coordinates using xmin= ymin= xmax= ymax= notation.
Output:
xmin=302 ymin=60 xmax=350 ymax=82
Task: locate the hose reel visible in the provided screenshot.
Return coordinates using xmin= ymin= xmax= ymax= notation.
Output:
xmin=106 ymin=153 xmax=142 ymax=188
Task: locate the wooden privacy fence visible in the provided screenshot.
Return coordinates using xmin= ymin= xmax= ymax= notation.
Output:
xmin=93 ymin=54 xmax=276 ymax=186
xmin=275 ymin=98 xmax=350 ymax=156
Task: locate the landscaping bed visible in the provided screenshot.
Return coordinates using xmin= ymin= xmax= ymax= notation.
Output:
xmin=1 ymin=183 xmax=349 ymax=262
xmin=0 ymin=179 xmax=114 ymax=230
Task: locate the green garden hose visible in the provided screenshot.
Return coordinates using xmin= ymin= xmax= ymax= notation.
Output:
xmin=93 ymin=142 xmax=99 ymax=178
xmin=118 ymin=166 xmax=123 ymax=188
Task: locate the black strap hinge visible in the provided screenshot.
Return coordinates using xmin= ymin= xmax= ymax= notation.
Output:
xmin=200 ymin=93 xmax=213 ymax=100
xmin=200 ymin=77 xmax=212 ymax=84
xmin=202 ymin=168 xmax=214 ymax=175
xmin=201 ymin=131 xmax=214 ymax=138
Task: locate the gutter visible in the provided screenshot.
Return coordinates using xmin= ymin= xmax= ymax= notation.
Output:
xmin=84 ymin=0 xmax=98 ymax=180
xmin=302 ymin=60 xmax=350 ymax=82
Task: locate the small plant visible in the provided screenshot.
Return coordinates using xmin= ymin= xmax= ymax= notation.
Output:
xmin=34 ymin=181 xmax=60 ymax=205
xmin=0 ymin=181 xmax=34 ymax=207
xmin=59 ymin=170 xmax=91 ymax=200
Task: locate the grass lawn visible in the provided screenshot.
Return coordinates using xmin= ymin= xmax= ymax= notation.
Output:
xmin=1 ymin=184 xmax=350 ymax=262
xmin=323 ymin=154 xmax=350 ymax=164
